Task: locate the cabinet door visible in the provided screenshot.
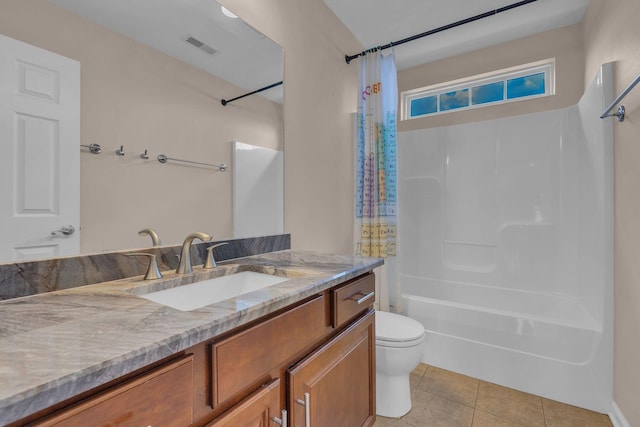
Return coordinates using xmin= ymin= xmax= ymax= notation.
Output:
xmin=206 ymin=378 xmax=284 ymax=427
xmin=34 ymin=355 xmax=193 ymax=427
xmin=287 ymin=310 xmax=375 ymax=427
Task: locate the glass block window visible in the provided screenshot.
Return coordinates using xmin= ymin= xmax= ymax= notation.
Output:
xmin=402 ymin=59 xmax=554 ymax=120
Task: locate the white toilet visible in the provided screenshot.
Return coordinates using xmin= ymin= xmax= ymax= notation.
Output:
xmin=375 ymin=310 xmax=425 ymax=418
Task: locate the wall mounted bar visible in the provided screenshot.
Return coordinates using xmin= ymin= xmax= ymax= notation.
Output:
xmin=345 ymin=0 xmax=539 ymax=64
xmin=157 ymin=154 xmax=227 ymax=171
xmin=600 ymin=74 xmax=640 ymax=122
xmin=221 ymin=81 xmax=283 ymax=106
xmin=80 ymin=143 xmax=102 ymax=154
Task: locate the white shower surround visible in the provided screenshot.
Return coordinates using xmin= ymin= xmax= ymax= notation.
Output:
xmin=397 ymin=64 xmax=613 ymax=412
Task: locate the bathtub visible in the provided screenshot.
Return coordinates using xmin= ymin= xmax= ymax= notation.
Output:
xmin=397 ymin=64 xmax=613 ymax=413
xmin=402 ymin=276 xmax=610 ymax=412
xmin=403 ymin=276 xmax=600 ymax=364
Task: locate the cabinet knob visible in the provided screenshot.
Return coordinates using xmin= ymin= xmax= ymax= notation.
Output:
xmin=295 ymin=392 xmax=310 ymax=427
xmin=273 ymin=409 xmax=287 ymax=427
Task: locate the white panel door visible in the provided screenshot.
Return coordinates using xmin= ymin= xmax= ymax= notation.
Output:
xmin=0 ymin=34 xmax=80 ymax=263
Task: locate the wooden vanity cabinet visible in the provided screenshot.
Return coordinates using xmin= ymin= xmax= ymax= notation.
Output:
xmin=210 ymin=295 xmax=330 ymax=408
xmin=205 ymin=379 xmax=283 ymax=427
xmin=207 ymin=272 xmax=376 ymax=427
xmin=22 ymin=272 xmax=376 ymax=427
xmin=331 ymin=273 xmax=376 ymax=327
xmin=32 ymin=355 xmax=194 ymax=427
xmin=288 ymin=309 xmax=375 ymax=427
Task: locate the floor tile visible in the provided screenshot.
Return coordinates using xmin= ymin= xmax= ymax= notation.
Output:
xmin=373 ymin=368 xmax=613 ymax=427
xmin=416 ymin=366 xmax=479 ymax=407
xmin=401 ymin=389 xmax=474 ymax=427
xmin=410 ymin=363 xmax=428 ymax=387
xmin=475 ymin=382 xmax=545 ymax=427
xmin=542 ymin=398 xmax=613 ymax=427
xmin=373 ymin=415 xmax=411 ymax=427
xmin=412 ymin=363 xmax=429 ymax=377
xmin=472 ymin=409 xmax=530 ymax=427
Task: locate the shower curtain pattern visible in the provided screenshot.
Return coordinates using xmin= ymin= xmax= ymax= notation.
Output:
xmin=354 ymin=50 xmax=399 ymax=310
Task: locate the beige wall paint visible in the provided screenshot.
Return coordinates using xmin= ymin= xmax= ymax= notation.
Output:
xmin=0 ymin=0 xmax=283 ymax=253
xmin=219 ymin=0 xmax=363 ymax=255
xmin=584 ymin=0 xmax=640 ymax=425
xmin=398 ymin=23 xmax=585 ymax=131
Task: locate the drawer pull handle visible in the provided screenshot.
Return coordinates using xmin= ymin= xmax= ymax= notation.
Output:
xmin=296 ymin=392 xmax=311 ymax=427
xmin=349 ymin=291 xmax=375 ymax=305
xmin=273 ymin=409 xmax=287 ymax=427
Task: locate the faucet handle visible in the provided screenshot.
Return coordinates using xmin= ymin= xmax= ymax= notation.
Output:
xmin=203 ymin=243 xmax=229 ymax=269
xmin=125 ymin=252 xmax=163 ymax=280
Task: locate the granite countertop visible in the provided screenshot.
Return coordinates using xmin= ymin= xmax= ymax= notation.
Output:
xmin=0 ymin=250 xmax=382 ymax=425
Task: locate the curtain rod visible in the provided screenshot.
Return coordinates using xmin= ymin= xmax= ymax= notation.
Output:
xmin=221 ymin=81 xmax=283 ymax=106
xmin=600 ymin=74 xmax=640 ymax=122
xmin=345 ymin=0 xmax=539 ymax=64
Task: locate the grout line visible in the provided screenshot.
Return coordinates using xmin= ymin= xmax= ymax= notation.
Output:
xmin=470 ymin=380 xmax=481 ymax=427
xmin=541 ymin=397 xmax=548 ymax=427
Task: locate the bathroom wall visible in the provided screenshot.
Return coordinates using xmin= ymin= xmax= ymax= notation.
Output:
xmin=0 ymin=0 xmax=283 ymax=254
xmin=398 ymin=23 xmax=585 ymax=131
xmin=583 ymin=0 xmax=640 ymax=425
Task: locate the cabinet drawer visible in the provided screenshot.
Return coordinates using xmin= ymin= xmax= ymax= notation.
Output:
xmin=331 ymin=273 xmax=375 ymax=328
xmin=35 ymin=355 xmax=194 ymax=427
xmin=211 ymin=295 xmax=327 ymax=407
xmin=206 ymin=378 xmax=281 ymax=427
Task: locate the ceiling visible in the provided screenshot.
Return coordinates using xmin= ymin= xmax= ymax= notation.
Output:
xmin=49 ymin=0 xmax=284 ymax=103
xmin=323 ymin=0 xmax=590 ymax=70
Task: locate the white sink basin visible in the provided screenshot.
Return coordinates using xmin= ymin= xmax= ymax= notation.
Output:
xmin=140 ymin=271 xmax=289 ymax=311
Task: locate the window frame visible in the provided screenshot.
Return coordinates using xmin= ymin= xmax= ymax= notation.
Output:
xmin=401 ymin=59 xmax=555 ymax=120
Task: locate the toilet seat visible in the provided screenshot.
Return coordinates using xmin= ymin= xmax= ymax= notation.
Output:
xmin=375 ymin=311 xmax=425 ymax=348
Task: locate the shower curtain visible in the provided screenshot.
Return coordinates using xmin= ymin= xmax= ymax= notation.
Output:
xmin=354 ymin=49 xmax=399 ymax=311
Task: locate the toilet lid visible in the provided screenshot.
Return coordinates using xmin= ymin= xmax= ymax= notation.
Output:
xmin=375 ymin=311 xmax=424 ymax=342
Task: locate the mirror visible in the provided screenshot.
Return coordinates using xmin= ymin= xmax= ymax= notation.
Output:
xmin=0 ymin=0 xmax=283 ymax=264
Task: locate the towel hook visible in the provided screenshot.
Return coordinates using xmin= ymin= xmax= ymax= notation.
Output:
xmin=81 ymin=143 xmax=102 ymax=154
xmin=116 ymin=145 xmax=125 ymax=156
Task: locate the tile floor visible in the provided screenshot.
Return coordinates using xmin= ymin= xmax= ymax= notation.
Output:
xmin=373 ymin=364 xmax=613 ymax=427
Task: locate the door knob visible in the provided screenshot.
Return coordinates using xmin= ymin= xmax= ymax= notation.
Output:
xmin=51 ymin=225 xmax=75 ymax=236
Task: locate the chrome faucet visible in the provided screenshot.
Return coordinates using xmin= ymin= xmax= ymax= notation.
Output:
xmin=138 ymin=228 xmax=161 ymax=246
xmin=176 ymin=232 xmax=212 ymax=274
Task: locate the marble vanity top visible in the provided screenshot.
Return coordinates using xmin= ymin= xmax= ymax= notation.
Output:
xmin=0 ymin=250 xmax=382 ymax=425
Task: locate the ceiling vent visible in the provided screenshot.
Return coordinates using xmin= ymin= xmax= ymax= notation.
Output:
xmin=184 ymin=36 xmax=218 ymax=55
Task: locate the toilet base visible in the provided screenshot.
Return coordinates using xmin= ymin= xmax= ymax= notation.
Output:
xmin=375 ymin=372 xmax=412 ymax=418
